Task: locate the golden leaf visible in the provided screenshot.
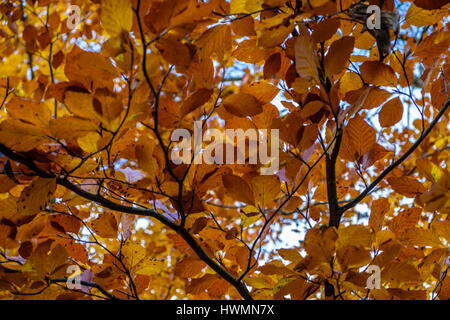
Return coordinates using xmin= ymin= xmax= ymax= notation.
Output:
xmin=18 ymin=178 xmax=57 ymax=216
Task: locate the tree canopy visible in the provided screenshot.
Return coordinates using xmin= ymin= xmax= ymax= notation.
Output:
xmin=0 ymin=0 xmax=449 ymax=300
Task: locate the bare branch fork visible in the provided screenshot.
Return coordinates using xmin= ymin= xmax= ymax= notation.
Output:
xmin=327 ymin=99 xmax=450 ymax=228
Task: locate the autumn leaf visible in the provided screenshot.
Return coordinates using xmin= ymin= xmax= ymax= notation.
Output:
xmin=181 ymin=89 xmax=213 ymax=117
xmin=379 ymin=98 xmax=404 ymax=127
xmin=295 ymin=33 xmax=319 ymax=80
xmin=340 ymin=115 xmax=377 ymax=161
xmin=101 ymin=0 xmax=133 ymax=36
xmin=387 ymin=176 xmax=426 ymax=197
xmin=324 ymin=36 xmax=354 ymax=76
xmin=18 ymin=178 xmax=57 ymax=216
xmin=222 ymin=174 xmax=255 ymax=205
xmin=0 ymin=0 xmax=447 ymax=301
xmin=251 ymin=175 xmax=281 ymax=208
xmin=369 ymin=198 xmax=390 ymax=233
xmin=360 ymin=61 xmax=397 ymax=87
xmin=222 ymin=92 xmax=262 ymax=117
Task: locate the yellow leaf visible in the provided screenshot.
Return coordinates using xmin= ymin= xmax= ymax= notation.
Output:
xmin=337 ymin=225 xmax=372 ymax=249
xmin=101 ymin=0 xmax=133 ymax=36
xmin=251 ymin=175 xmax=280 ymax=208
xmin=77 ymin=132 xmax=101 ymax=153
xmin=135 ymin=136 xmax=159 ymax=179
xmin=400 ymin=228 xmax=443 ymax=247
xmin=50 ymin=116 xmax=98 ymax=140
xmin=337 ymin=245 xmax=371 ymax=270
xmin=0 ymin=119 xmax=49 ymax=152
xmin=382 ymin=261 xmax=421 ymax=284
xmin=240 ymin=205 xmax=262 ymax=228
xmin=292 ymin=77 xmax=314 ymax=93
xmin=304 ymin=227 xmax=338 ymax=265
xmin=259 ymin=261 xmax=296 ymax=276
xmin=420 ymin=172 xmax=450 ymax=212
xmin=339 ymin=72 xmax=363 ymax=96
xmin=231 ymin=0 xmax=263 ymax=13
xmin=121 ymin=240 xmax=146 ymax=270
xmin=135 ymin=259 xmax=165 ymax=276
xmin=64 ymin=91 xmax=95 ymax=119
xmin=6 ymin=96 xmax=51 ymax=129
xmin=406 ymin=3 xmax=449 ymax=27
xmin=18 ymin=178 xmax=57 ymax=216
xmin=432 ymin=220 xmax=450 ymax=243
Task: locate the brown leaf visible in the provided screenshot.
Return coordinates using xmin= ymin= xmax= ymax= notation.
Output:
xmin=222 ymin=92 xmax=262 ymax=117
xmin=181 ymin=88 xmax=213 ymax=117
xmin=360 ymin=61 xmax=397 ymax=87
xmin=222 ymin=174 xmax=255 ymax=205
xmin=379 ymin=98 xmax=404 ymax=127
xmin=387 ymin=176 xmax=426 ymax=197
xmin=324 ymin=36 xmax=354 ymax=76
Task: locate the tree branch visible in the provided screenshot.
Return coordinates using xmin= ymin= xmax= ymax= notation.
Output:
xmin=327 ymin=127 xmax=344 ymax=228
xmin=340 ymin=99 xmax=449 ymax=214
xmin=0 ymin=144 xmax=253 ymax=300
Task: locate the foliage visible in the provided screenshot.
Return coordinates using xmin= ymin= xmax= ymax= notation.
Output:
xmin=0 ymin=0 xmax=449 ymax=300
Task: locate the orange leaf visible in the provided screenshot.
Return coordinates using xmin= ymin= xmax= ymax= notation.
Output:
xmin=222 ymin=92 xmax=262 ymax=117
xmin=311 ymin=18 xmax=340 ymax=43
xmin=175 ymin=257 xmax=206 ymax=278
xmin=295 ymin=33 xmax=319 ymax=80
xmin=379 ymin=98 xmax=404 ymax=127
xmin=90 ymin=212 xmax=119 ymax=238
xmin=263 ymin=52 xmax=281 ymax=79
xmin=324 ymin=36 xmax=354 ymax=76
xmin=181 ymin=88 xmax=213 ymax=117
xmin=387 ymin=176 xmax=426 ymax=197
xmin=360 ymin=61 xmax=397 ymax=87
xmin=389 ymin=207 xmax=422 ymax=235
xmin=369 ymin=198 xmax=390 ymax=232
xmin=222 ymin=174 xmax=255 ymax=205
xmin=251 ymin=175 xmax=280 ymax=208
xmin=340 ymin=115 xmax=376 ymax=161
